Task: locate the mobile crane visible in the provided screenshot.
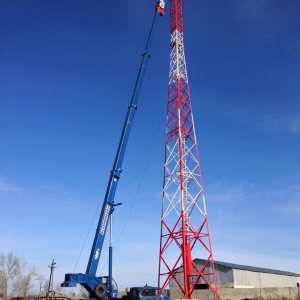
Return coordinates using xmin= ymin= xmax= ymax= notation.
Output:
xmin=61 ymin=1 xmax=166 ymax=299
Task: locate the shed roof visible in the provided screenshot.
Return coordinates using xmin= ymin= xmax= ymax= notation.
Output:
xmin=194 ymin=259 xmax=300 ymax=277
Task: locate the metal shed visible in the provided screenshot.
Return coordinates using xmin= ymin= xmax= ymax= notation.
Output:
xmin=197 ymin=259 xmax=300 ymax=288
xmin=169 ymin=259 xmax=300 ymax=288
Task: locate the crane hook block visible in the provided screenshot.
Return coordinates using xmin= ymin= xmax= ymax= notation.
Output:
xmin=156 ymin=0 xmax=165 ymax=15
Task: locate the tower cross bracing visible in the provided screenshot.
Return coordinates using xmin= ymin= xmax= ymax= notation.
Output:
xmin=158 ymin=1 xmax=219 ymax=299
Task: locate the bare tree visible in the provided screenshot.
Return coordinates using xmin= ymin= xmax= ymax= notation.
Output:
xmin=0 ymin=253 xmax=46 ymax=298
xmin=36 ymin=274 xmax=46 ymax=299
xmin=42 ymin=280 xmax=50 ymax=294
xmin=54 ymin=283 xmax=68 ymax=294
xmin=13 ymin=264 xmax=38 ymax=298
xmin=0 ymin=252 xmax=21 ymax=300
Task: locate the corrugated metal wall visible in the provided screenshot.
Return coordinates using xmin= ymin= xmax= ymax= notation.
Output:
xmin=169 ymin=261 xmax=298 ymax=288
xmin=215 ymin=263 xmax=234 ymax=287
xmin=233 ymin=269 xmax=297 ymax=288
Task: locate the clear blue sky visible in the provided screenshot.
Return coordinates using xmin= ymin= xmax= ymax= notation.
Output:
xmin=1 ymin=0 xmax=300 ymax=293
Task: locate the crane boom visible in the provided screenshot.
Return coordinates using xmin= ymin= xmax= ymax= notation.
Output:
xmin=61 ymin=1 xmax=165 ymax=298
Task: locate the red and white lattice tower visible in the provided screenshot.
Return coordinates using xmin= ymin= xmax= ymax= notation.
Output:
xmin=158 ymin=1 xmax=219 ymax=299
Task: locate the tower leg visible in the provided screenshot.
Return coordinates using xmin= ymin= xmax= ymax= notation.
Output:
xmin=158 ymin=1 xmax=219 ymax=298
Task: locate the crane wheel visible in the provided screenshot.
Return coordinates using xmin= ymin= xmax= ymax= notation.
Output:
xmin=95 ymin=283 xmax=106 ymax=298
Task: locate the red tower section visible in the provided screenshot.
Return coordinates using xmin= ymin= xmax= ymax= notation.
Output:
xmin=158 ymin=1 xmax=219 ymax=298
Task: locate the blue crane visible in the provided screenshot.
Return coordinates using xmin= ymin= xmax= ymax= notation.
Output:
xmin=61 ymin=1 xmax=165 ymax=298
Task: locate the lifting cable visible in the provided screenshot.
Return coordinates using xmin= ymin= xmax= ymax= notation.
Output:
xmin=73 ymin=102 xmax=165 ymax=274
xmin=114 ymin=103 xmax=165 ymax=247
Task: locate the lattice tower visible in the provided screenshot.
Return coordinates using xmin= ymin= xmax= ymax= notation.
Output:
xmin=158 ymin=1 xmax=219 ymax=298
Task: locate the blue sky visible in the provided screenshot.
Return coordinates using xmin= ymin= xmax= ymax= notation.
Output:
xmin=1 ymin=0 xmax=300 ymax=293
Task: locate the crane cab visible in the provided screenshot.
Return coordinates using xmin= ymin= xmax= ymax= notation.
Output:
xmin=125 ymin=286 xmax=170 ymax=300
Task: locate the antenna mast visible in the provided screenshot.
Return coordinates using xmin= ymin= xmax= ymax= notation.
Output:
xmin=158 ymin=1 xmax=219 ymax=298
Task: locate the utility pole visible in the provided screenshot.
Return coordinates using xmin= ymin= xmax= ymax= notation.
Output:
xmin=47 ymin=259 xmax=56 ymax=300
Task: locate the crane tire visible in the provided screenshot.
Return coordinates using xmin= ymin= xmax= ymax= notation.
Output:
xmin=95 ymin=283 xmax=106 ymax=298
